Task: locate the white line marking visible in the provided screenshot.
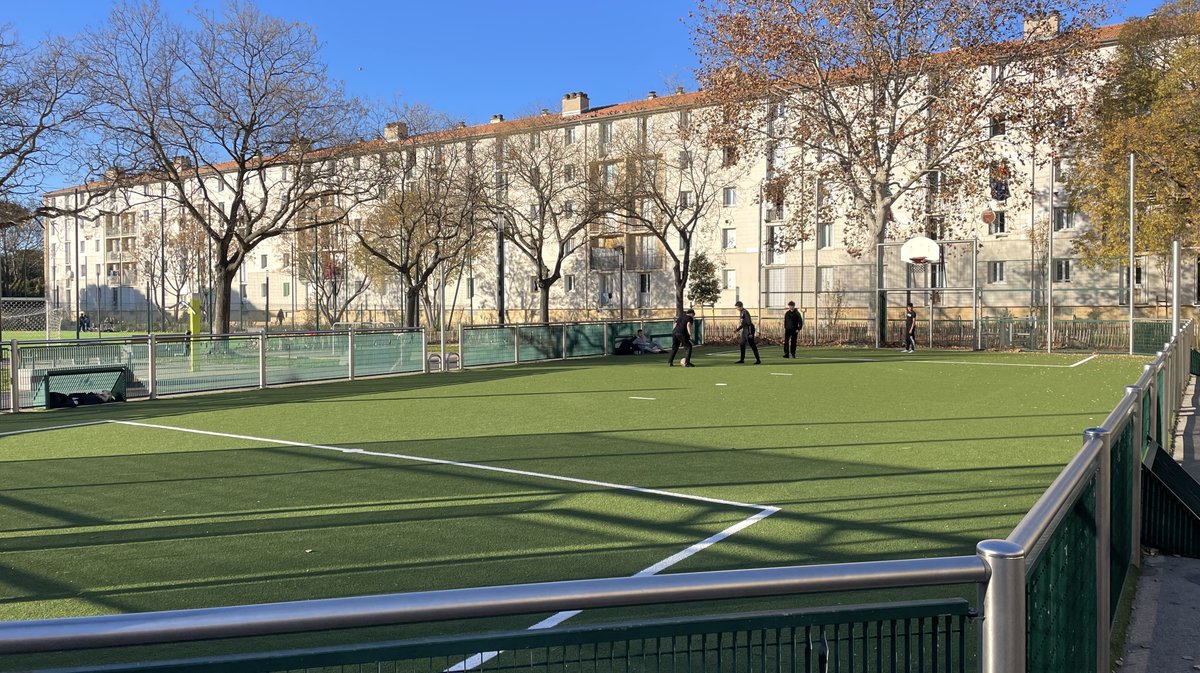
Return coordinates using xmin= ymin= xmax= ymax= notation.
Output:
xmin=798 ymin=355 xmax=1084 ymax=369
xmin=107 ymin=421 xmax=770 ymax=512
xmin=448 ymin=506 xmax=781 ymax=671
xmin=715 ymin=383 xmax=728 ymax=386
xmin=1069 ymin=355 xmax=1097 ymax=368
xmin=770 ymin=373 xmax=793 ymax=376
xmin=105 ymin=420 xmax=780 ymax=673
xmin=628 ymin=396 xmax=656 ymax=400
xmin=0 ymin=420 xmax=110 ymax=438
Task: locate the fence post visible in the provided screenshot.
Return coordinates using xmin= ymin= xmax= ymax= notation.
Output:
xmin=1126 ymin=385 xmax=1143 ymax=569
xmin=603 ymin=322 xmax=609 ymax=355
xmin=561 ymin=323 xmax=568 ymax=361
xmin=148 ymin=334 xmax=158 ymax=400
xmin=258 ymin=330 xmax=267 ymax=390
xmin=9 ymin=339 xmax=20 ymax=414
xmin=347 ymin=326 xmax=356 ymax=382
xmin=514 ymin=326 xmax=521 ymax=364
xmin=421 ymin=328 xmax=428 ymax=374
xmin=458 ymin=323 xmax=466 ymax=371
xmin=976 ymin=539 xmax=1026 ymax=673
xmin=1086 ymin=426 xmax=1112 ymax=673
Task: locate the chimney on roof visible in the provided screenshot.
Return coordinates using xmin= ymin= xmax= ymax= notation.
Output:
xmin=561 ymin=92 xmax=589 ymax=117
xmin=647 ymin=91 xmax=657 ymax=99
xmin=1023 ymin=11 xmax=1061 ymax=40
xmin=457 ymin=121 xmax=467 ymax=128
xmin=675 ymin=86 xmax=685 ymax=95
xmin=490 ymin=114 xmax=505 ymax=124
xmin=384 ymin=121 xmax=408 ymax=142
xmin=541 ymin=108 xmax=550 ymax=116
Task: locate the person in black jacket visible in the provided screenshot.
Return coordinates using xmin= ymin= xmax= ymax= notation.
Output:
xmin=733 ymin=301 xmax=761 ymax=364
xmin=668 ymin=308 xmax=696 ymax=367
xmin=782 ymin=301 xmax=803 ymax=358
xmin=903 ymin=301 xmax=917 ymax=353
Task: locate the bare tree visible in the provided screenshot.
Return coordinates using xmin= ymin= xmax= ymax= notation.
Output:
xmin=602 ymin=108 xmax=749 ymax=314
xmin=356 ymin=140 xmax=489 ymax=327
xmin=0 ymin=201 xmax=42 ymax=296
xmin=487 ymin=127 xmax=604 ymax=323
xmin=85 ymin=1 xmax=373 ymax=334
xmin=294 ymin=215 xmax=372 ymax=327
xmin=695 ymin=0 xmax=1111 ymax=341
xmin=0 ymin=26 xmax=104 ymax=220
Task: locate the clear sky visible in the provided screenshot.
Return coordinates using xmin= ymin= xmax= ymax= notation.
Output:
xmin=4 ymin=0 xmax=1165 ymax=190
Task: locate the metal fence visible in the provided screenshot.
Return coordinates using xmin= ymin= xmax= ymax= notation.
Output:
xmin=460 ymin=319 xmax=705 ymax=368
xmin=0 ymin=322 xmax=1194 ymax=673
xmin=2 ymin=327 xmax=427 ymax=412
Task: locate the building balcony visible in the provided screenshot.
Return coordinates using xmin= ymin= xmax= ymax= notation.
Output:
xmin=106 ymin=251 xmax=134 ymax=262
xmin=106 ymin=270 xmax=138 ymax=286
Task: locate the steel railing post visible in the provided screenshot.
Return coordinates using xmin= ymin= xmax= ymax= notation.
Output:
xmin=514 ymin=326 xmax=520 ymax=364
xmin=9 ymin=339 xmax=20 ymax=414
xmin=148 ymin=334 xmax=158 ymax=400
xmin=976 ymin=539 xmax=1026 ymax=673
xmin=1126 ymin=385 xmax=1143 ymax=568
xmin=421 ymin=328 xmax=428 ymax=374
xmin=1087 ymin=427 xmax=1112 ymax=673
xmin=347 ymin=326 xmax=356 ymax=381
xmin=258 ymin=330 xmax=267 ymax=389
xmin=562 ymin=323 xmax=567 ymax=360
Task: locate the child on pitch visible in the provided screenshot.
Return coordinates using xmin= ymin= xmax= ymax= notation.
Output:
xmin=903 ymin=301 xmax=917 ymax=353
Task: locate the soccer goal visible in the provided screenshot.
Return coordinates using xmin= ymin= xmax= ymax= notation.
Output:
xmin=31 ymin=365 xmax=131 ymax=409
xmin=1 ymin=298 xmax=70 ymax=340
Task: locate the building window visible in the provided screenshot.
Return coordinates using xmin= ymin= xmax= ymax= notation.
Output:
xmin=1054 ymin=259 xmax=1071 ymax=282
xmin=564 ymin=274 xmax=576 ymax=293
xmin=637 ymin=116 xmax=650 ymax=142
xmin=599 ymin=121 xmax=613 ymax=150
xmin=600 ymin=163 xmax=617 ymax=186
xmin=721 ymin=228 xmax=737 ymax=249
xmin=282 ymin=282 xmax=290 ymax=297
xmin=989 ymin=116 xmax=1006 ymax=137
xmin=679 ymin=109 xmax=691 ymax=129
xmin=817 ymin=222 xmax=833 ymax=249
xmin=989 ymin=211 xmax=1007 ymax=235
xmin=722 ymin=186 xmax=737 ymax=207
xmin=95 ymin=240 xmax=100 ymax=252
xmin=678 ymin=191 xmax=693 ymax=208
xmin=639 ymin=273 xmax=650 ymax=293
xmin=987 ymin=261 xmax=1006 ymax=284
xmin=564 ymin=201 xmax=574 ymax=216
xmin=723 ymin=269 xmax=735 ymax=290
xmin=678 ymin=150 xmax=692 ymax=169
xmin=564 ymin=164 xmax=576 ymax=181
xmin=260 ymin=282 xmax=268 ymax=297
xmin=990 ymin=162 xmax=1010 ymax=201
xmin=1053 ymin=207 xmax=1075 ymax=231
xmin=261 ymin=254 xmax=268 ymax=269
xmin=678 ymin=232 xmax=687 ymax=249
xmin=930 ymin=263 xmax=946 ymax=288
xmin=563 ymin=127 xmax=575 ymax=145
xmin=766 ymin=225 xmax=785 ymax=265
xmin=467 ymin=277 xmax=474 ymax=298
xmin=722 ymin=146 xmax=738 ymax=166
xmin=528 ymin=204 xmax=538 ymax=219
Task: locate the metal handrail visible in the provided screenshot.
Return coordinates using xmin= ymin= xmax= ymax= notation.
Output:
xmin=0 ymin=555 xmax=986 ymax=655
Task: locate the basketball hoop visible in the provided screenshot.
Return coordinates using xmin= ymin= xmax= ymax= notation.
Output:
xmin=908 ymin=256 xmax=928 ymax=265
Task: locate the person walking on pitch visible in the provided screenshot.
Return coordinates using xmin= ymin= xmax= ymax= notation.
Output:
xmin=903 ymin=301 xmax=917 ymax=353
xmin=782 ymin=301 xmax=803 ymax=358
xmin=668 ymin=308 xmax=696 ymax=367
xmin=734 ymin=301 xmax=761 ymax=364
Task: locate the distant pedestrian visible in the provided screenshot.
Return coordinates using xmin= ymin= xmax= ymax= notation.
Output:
xmin=276 ymin=309 xmax=284 ymax=326
xmin=734 ymin=301 xmax=760 ymax=364
xmin=668 ymin=308 xmax=696 ymax=367
xmin=903 ymin=301 xmax=917 ymax=353
xmin=782 ymin=301 xmax=803 ymax=358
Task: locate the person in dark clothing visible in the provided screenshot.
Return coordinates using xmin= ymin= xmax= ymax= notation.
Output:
xmin=782 ymin=301 xmax=803 ymax=358
xmin=668 ymin=308 xmax=696 ymax=367
xmin=903 ymin=301 xmax=917 ymax=353
xmin=733 ymin=301 xmax=761 ymax=364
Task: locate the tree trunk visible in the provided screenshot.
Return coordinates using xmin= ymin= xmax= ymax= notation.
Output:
xmin=404 ymin=286 xmax=421 ymax=328
xmin=539 ymin=279 xmax=552 ymax=323
xmin=673 ymin=258 xmax=686 ymax=316
xmin=212 ymin=265 xmax=236 ymax=334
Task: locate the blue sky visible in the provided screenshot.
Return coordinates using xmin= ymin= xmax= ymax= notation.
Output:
xmin=5 ymin=0 xmax=1163 ymax=191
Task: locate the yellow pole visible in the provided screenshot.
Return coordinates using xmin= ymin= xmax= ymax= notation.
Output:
xmin=188 ymin=293 xmax=201 ymax=372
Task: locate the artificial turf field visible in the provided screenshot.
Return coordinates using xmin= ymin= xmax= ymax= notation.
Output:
xmin=0 ymin=346 xmax=1144 ymax=630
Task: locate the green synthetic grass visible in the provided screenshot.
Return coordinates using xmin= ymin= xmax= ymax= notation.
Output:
xmin=0 ymin=347 xmax=1144 ymax=628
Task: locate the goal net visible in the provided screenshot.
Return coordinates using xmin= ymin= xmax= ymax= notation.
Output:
xmin=1 ymin=298 xmax=70 ymax=339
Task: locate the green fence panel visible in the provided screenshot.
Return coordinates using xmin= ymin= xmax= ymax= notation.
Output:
xmin=1110 ymin=418 xmax=1134 ymax=621
xmin=352 ymin=330 xmax=425 ymax=377
xmin=0 ymin=343 xmax=9 ymax=412
xmin=155 ymin=336 xmax=260 ymax=395
xmin=39 ymin=600 xmax=973 ymax=673
xmin=1192 ymin=349 xmax=1200 ymax=376
xmin=462 ymin=326 xmax=517 ymax=367
xmin=265 ymin=333 xmax=349 ymax=385
xmin=518 ymin=325 xmax=564 ymax=362
xmin=693 ymin=317 xmax=704 ymax=344
xmin=565 ymin=324 xmax=605 ymax=358
xmin=1027 ymin=476 xmax=1098 ymax=673
xmin=606 ymin=322 xmax=641 ymax=354
xmin=1155 ymin=370 xmax=1165 ymax=449
xmin=1133 ymin=321 xmax=1171 ymax=355
xmin=1142 ymin=444 xmax=1200 ymax=558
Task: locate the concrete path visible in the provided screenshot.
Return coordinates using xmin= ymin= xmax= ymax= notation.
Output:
xmin=1118 ymin=376 xmax=1200 ymax=672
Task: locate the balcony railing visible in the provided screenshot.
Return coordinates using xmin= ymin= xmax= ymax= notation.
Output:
xmin=106 ymin=271 xmax=138 ymax=286
xmin=589 ymin=247 xmax=623 ymax=271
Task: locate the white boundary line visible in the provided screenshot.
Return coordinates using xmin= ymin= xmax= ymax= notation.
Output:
xmin=0 ymin=420 xmax=110 ymax=438
xmin=103 ymin=420 xmax=778 ymax=671
xmin=1069 ymin=355 xmax=1097 ymax=368
xmin=708 ymin=351 xmax=1096 ymax=369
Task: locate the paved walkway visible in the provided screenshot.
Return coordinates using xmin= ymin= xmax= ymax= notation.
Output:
xmin=1118 ymin=376 xmax=1200 ymax=672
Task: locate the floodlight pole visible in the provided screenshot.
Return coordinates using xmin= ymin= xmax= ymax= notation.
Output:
xmin=1128 ymin=153 xmax=1135 ymax=355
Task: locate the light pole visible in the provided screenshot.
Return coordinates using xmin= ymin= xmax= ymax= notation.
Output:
xmin=265 ymin=272 xmax=270 ymax=332
xmin=617 ymin=247 xmax=627 ymax=321
xmin=74 ymin=189 xmax=80 ymax=339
